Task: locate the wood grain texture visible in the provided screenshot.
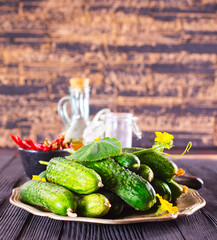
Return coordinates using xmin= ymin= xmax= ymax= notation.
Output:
xmin=0 ymin=0 xmax=217 ymax=148
xmin=0 ymin=149 xmax=216 ymax=240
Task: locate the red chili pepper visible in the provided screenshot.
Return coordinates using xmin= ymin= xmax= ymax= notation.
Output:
xmin=64 ymin=144 xmax=70 ymax=149
xmin=23 ymin=139 xmax=32 ymax=149
xmin=51 ymin=142 xmax=58 ymax=150
xmin=43 ymin=139 xmax=52 ymax=150
xmin=24 ymin=139 xmax=30 ymax=144
xmin=59 ymin=136 xmax=65 ymax=150
xmin=62 ymin=138 xmax=71 ymax=149
xmin=10 ymin=134 xmax=20 ymax=145
xmin=12 ymin=135 xmax=25 ymax=148
xmin=28 ymin=137 xmax=39 ymax=150
xmin=10 ymin=134 xmax=31 ymax=149
xmin=34 ymin=143 xmax=45 ymax=151
xmin=10 ymin=133 xmax=70 ymax=151
xmin=60 ymin=136 xmax=67 ymax=149
xmin=51 ymin=136 xmax=61 ymax=145
xmin=50 ymin=135 xmax=65 ymax=150
xmin=41 ymin=144 xmax=50 ymax=151
xmin=17 ymin=139 xmax=27 ymax=149
xmin=28 ymin=137 xmax=49 ymax=151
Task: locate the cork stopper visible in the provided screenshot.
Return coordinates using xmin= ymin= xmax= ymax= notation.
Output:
xmin=69 ymin=78 xmax=89 ymax=88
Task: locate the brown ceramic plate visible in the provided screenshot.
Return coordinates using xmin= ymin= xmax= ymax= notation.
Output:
xmin=10 ymin=186 xmax=206 ymax=224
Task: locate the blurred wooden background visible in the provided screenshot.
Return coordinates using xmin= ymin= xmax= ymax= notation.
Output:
xmin=0 ymin=0 xmax=217 ymax=148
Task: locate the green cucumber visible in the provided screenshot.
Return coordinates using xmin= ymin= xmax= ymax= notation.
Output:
xmin=114 ymin=153 xmax=140 ymax=171
xmin=43 ymin=157 xmax=103 ymax=194
xmin=167 ymin=179 xmax=185 ymax=201
xmin=80 ymin=158 xmax=156 ymax=211
xmin=124 ymin=148 xmax=178 ymax=181
xmin=138 ymin=164 xmax=154 ymax=182
xmin=77 ymin=193 xmax=111 ymax=218
xmin=39 ymin=170 xmax=47 ymax=180
xmin=20 ymin=180 xmax=77 ymax=216
xmin=151 ymin=179 xmax=172 ymax=202
xmin=97 ymin=188 xmax=125 ymax=218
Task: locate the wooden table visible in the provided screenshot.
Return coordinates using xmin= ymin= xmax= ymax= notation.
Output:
xmin=0 ymin=149 xmax=216 ymax=240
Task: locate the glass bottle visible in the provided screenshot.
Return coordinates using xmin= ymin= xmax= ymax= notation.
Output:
xmin=58 ymin=78 xmax=90 ymax=150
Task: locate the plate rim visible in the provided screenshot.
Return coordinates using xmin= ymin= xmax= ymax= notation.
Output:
xmin=9 ymin=186 xmax=206 ymax=225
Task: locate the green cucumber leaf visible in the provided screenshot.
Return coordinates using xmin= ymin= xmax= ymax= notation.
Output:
xmin=67 ymin=137 xmax=122 ymax=162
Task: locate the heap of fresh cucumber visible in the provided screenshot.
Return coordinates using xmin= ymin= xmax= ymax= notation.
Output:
xmin=20 ymin=137 xmax=187 ymax=218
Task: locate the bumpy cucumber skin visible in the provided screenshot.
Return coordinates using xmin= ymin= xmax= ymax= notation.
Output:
xmin=138 ymin=164 xmax=154 ymax=182
xmin=114 ymin=153 xmax=140 ymax=171
xmin=46 ymin=157 xmax=102 ymax=194
xmin=77 ymin=193 xmax=110 ymax=218
xmin=20 ymin=180 xmax=77 ymax=215
xmin=123 ymin=147 xmax=178 ymax=181
xmin=151 ymin=179 xmax=172 ymax=202
xmin=134 ymin=151 xmax=178 ymax=181
xmin=39 ymin=170 xmax=47 ymax=180
xmin=167 ymin=179 xmax=183 ymax=201
xmin=82 ymin=158 xmax=156 ymax=211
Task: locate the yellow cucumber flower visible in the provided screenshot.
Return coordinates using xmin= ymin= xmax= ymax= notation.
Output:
xmin=156 ymin=194 xmax=178 ymax=216
xmin=151 ymin=131 xmax=192 ymax=158
xmin=94 ymin=137 xmax=101 ymax=142
xmin=32 ymin=175 xmax=46 ymax=182
xmin=155 ymin=132 xmax=174 ymax=144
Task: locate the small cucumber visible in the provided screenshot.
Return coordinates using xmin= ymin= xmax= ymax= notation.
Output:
xmin=138 ymin=164 xmax=154 ymax=182
xmin=151 ymin=179 xmax=172 ymax=202
xmin=131 ymin=149 xmax=178 ymax=181
xmin=77 ymin=193 xmax=111 ymax=218
xmin=39 ymin=170 xmax=47 ymax=180
xmin=97 ymin=188 xmax=125 ymax=218
xmin=167 ymin=179 xmax=186 ymax=202
xmin=80 ymin=158 xmax=156 ymax=211
xmin=114 ymin=153 xmax=140 ymax=171
xmin=20 ymin=180 xmax=77 ymax=216
xmin=45 ymin=157 xmax=103 ymax=194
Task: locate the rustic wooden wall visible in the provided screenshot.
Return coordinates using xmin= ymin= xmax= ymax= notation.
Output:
xmin=1 ymin=0 xmax=217 ymax=148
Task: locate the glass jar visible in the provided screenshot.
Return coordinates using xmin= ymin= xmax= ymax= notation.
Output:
xmin=105 ymin=112 xmax=142 ymax=148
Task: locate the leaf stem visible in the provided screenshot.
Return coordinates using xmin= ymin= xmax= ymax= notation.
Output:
xmin=159 ymin=142 xmax=192 ymax=158
xmin=133 ymin=142 xmax=192 ymax=158
xmin=133 ymin=146 xmax=161 ymax=155
xmin=39 ymin=160 xmax=49 ymax=165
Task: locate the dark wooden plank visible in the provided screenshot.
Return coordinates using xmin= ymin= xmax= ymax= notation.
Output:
xmin=137 ymin=221 xmax=185 ymax=240
xmin=0 ymin=152 xmax=26 ymax=180
xmin=0 ymin=204 xmax=30 ymax=239
xmin=0 ymin=176 xmax=22 ymax=205
xmin=60 ymin=220 xmax=185 ymax=240
xmin=0 ymin=150 xmax=216 ymax=240
xmin=17 ymin=215 xmax=63 ymax=240
xmin=175 ymin=160 xmax=217 ymax=221
xmin=102 ymin=224 xmax=119 ymax=240
xmin=0 ymin=149 xmax=32 ymax=240
xmin=0 ymin=148 xmax=17 ymax=172
xmin=173 ymin=160 xmax=217 ymax=240
xmin=174 ymin=212 xmax=217 ymax=240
